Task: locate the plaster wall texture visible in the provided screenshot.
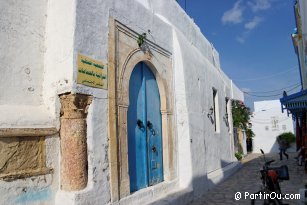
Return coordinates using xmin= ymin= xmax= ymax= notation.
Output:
xmin=0 ymin=0 xmax=56 ymax=128
xmin=43 ymin=0 xmax=77 ymax=127
xmin=175 ymin=29 xmax=239 ymax=198
xmin=0 ymin=0 xmax=244 ymax=204
xmin=252 ymin=100 xmax=295 ymax=154
xmin=0 ymin=0 xmax=61 ymax=204
xmin=0 ymin=1 xmax=45 ymax=106
xmin=173 ymin=30 xmax=193 ymax=189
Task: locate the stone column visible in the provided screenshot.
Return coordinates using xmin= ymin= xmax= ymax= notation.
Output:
xmin=59 ymin=93 xmax=93 ymax=191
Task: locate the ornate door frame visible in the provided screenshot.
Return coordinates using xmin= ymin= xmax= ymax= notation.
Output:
xmin=108 ymin=19 xmax=175 ymax=201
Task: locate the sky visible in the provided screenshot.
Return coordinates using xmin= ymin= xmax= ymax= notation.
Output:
xmin=176 ymin=0 xmax=301 ymax=110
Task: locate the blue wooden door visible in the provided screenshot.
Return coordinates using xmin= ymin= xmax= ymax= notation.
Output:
xmin=144 ymin=67 xmax=163 ymax=186
xmin=128 ymin=62 xmax=163 ymax=192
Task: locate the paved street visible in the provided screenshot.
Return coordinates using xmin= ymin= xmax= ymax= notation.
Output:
xmin=189 ymin=153 xmax=306 ymax=205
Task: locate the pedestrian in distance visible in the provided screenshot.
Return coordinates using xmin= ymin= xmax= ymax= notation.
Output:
xmin=277 ymin=136 xmax=289 ymax=160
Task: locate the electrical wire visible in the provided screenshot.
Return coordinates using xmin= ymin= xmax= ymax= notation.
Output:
xmin=185 ymin=0 xmax=187 ymax=11
xmin=243 ymin=84 xmax=301 ymax=97
xmin=245 ymin=83 xmax=300 ymax=93
xmin=233 ymin=67 xmax=297 ymax=82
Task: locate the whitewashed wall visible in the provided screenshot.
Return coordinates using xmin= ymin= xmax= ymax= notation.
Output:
xmin=0 ymin=1 xmax=60 ymax=205
xmin=0 ymin=0 xmax=244 ymax=204
xmin=0 ymin=0 xmax=55 ymax=128
xmin=252 ymin=100 xmax=295 ymax=154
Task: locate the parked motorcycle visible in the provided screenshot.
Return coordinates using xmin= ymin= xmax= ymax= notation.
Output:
xmin=251 ymin=149 xmax=289 ymax=205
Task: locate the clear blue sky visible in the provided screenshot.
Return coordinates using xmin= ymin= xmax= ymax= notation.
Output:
xmin=176 ymin=0 xmax=301 ymax=110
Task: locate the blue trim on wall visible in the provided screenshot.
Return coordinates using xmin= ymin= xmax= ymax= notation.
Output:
xmin=280 ymin=89 xmax=307 ymax=103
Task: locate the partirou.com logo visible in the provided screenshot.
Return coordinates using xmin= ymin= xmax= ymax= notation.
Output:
xmin=234 ymin=191 xmax=300 ymax=201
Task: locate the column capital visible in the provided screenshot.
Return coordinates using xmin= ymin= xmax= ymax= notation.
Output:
xmin=60 ymin=93 xmax=93 ymax=119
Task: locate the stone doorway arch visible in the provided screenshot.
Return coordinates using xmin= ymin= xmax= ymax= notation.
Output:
xmin=108 ymin=19 xmax=175 ymax=201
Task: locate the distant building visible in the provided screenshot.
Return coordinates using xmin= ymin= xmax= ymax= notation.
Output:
xmin=252 ymin=100 xmax=294 ymax=153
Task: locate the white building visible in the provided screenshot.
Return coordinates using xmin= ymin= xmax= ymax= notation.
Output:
xmin=252 ymin=100 xmax=295 ymax=153
xmin=0 ymin=1 xmax=244 ymax=204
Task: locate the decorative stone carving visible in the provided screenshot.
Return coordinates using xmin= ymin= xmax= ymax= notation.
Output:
xmin=0 ymin=136 xmax=51 ymax=181
xmin=108 ymin=19 xmax=175 ymax=201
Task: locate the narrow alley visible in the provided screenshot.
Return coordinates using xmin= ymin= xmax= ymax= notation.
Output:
xmin=189 ymin=153 xmax=306 ymax=205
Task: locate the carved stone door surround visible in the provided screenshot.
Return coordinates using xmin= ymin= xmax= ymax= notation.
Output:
xmin=108 ymin=19 xmax=175 ymax=201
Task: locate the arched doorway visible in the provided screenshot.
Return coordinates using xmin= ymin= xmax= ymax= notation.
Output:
xmin=127 ymin=62 xmax=163 ymax=192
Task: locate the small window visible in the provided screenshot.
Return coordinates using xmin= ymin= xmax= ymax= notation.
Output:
xmin=282 ymin=125 xmax=286 ymax=130
xmin=265 ymin=126 xmax=269 ymax=131
xmin=225 ymin=98 xmax=230 ymax=129
xmin=225 ymin=98 xmax=229 ymax=116
xmin=213 ymin=88 xmax=220 ymax=132
xmin=271 ymin=116 xmax=279 ymax=131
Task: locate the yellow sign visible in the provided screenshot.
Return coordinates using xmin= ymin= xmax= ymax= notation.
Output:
xmin=77 ymin=54 xmax=107 ymax=89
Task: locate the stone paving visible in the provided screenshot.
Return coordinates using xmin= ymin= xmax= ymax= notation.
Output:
xmin=189 ymin=153 xmax=306 ymax=205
